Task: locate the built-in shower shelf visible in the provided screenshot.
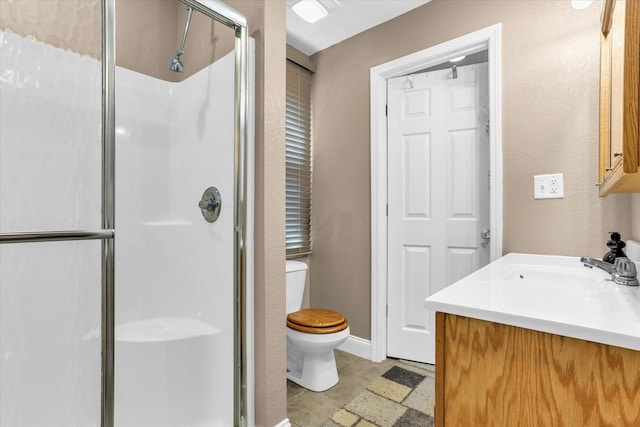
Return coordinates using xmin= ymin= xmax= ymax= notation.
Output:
xmin=115 ymin=316 xmax=224 ymax=426
xmin=116 ymin=317 xmax=217 ymax=342
xmin=141 ymin=220 xmax=193 ymax=227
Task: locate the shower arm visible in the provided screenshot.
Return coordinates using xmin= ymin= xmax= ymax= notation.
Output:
xmin=177 ymin=6 xmax=194 ymax=56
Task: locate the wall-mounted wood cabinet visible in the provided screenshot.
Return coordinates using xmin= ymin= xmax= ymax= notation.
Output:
xmin=598 ymin=0 xmax=640 ymax=196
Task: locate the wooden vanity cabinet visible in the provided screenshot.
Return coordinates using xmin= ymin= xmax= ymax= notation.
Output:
xmin=434 ymin=313 xmax=640 ymax=426
xmin=598 ymin=0 xmax=640 ymax=195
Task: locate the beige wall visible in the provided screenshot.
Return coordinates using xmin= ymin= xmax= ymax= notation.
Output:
xmin=310 ymin=0 xmax=632 ymax=340
xmin=115 ymin=0 xmax=180 ymax=81
xmin=0 ymin=0 xmax=101 ymax=58
xmin=115 ymin=0 xmax=236 ymax=82
xmin=0 ymin=0 xmax=233 ymax=82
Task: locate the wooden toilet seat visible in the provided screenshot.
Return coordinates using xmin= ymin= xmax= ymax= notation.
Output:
xmin=286 ymin=308 xmax=349 ymax=334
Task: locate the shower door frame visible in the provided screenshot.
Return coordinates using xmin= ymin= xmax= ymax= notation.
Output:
xmin=0 ymin=0 xmax=252 ymax=426
xmin=174 ymin=3 xmax=251 ymax=426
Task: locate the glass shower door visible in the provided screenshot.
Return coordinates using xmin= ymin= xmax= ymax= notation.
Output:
xmin=113 ymin=1 xmax=241 ymax=425
xmin=0 ymin=1 xmax=105 ymax=425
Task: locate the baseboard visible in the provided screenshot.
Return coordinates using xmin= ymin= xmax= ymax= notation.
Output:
xmin=338 ymin=335 xmax=372 ymax=360
xmin=273 ymin=418 xmax=291 ymax=427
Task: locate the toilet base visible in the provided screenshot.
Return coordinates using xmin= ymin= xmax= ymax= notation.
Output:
xmin=286 ymin=344 xmax=339 ymax=392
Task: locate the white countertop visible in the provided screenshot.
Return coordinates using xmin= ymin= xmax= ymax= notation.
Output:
xmin=425 ymin=253 xmax=640 ymax=351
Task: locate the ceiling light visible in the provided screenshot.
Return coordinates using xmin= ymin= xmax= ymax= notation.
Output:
xmin=571 ymin=0 xmax=594 ymax=10
xmin=449 ymin=55 xmax=466 ymax=63
xmin=292 ymin=0 xmax=329 ymax=23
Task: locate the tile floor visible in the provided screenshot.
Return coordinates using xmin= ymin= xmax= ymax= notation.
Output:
xmin=287 ymin=350 xmax=436 ymax=427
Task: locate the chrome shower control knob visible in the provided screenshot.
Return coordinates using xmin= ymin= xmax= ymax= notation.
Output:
xmin=198 ymin=187 xmax=222 ymax=223
xmin=198 ymin=199 xmax=219 ymax=210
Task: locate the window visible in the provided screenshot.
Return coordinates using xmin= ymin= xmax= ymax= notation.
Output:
xmin=286 ymin=59 xmax=312 ymax=257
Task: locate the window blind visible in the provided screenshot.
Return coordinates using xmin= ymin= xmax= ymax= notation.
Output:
xmin=286 ymin=60 xmax=312 ymax=256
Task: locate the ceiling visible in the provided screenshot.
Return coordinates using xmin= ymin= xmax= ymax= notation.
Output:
xmin=286 ymin=0 xmax=432 ymax=56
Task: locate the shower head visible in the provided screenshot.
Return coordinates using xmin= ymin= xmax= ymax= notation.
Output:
xmin=169 ymin=6 xmax=193 ymax=73
xmin=169 ymin=53 xmax=184 ymax=73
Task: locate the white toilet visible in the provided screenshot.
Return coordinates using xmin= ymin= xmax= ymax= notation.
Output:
xmin=286 ymin=260 xmax=350 ymax=392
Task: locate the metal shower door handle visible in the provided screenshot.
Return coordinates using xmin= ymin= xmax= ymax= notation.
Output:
xmin=198 ymin=186 xmax=222 ymax=223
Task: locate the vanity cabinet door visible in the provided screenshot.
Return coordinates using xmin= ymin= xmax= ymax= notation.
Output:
xmin=598 ymin=0 xmax=640 ymax=196
xmin=434 ymin=313 xmax=640 ymax=426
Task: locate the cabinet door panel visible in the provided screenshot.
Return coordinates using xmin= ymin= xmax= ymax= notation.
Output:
xmin=599 ymin=0 xmax=640 ymax=196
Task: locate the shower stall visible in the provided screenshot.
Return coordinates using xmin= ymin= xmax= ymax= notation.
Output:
xmin=0 ymin=0 xmax=254 ymax=425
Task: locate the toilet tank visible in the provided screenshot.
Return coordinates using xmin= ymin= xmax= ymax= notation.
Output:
xmin=286 ymin=260 xmax=308 ymax=314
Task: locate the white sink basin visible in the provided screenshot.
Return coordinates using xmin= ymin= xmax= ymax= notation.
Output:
xmin=425 ymin=253 xmax=640 ymax=351
xmin=501 ymin=262 xmax=611 ymax=293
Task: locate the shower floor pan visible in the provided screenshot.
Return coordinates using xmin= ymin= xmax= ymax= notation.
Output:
xmin=114 ymin=317 xmax=230 ymax=427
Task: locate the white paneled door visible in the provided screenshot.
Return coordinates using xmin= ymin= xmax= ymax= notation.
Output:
xmin=387 ymin=63 xmax=490 ymax=363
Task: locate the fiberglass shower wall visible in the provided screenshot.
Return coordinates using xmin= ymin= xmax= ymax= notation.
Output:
xmin=0 ymin=1 xmax=103 ymax=425
xmin=113 ymin=2 xmax=237 ymax=426
xmin=1 ymin=0 xmax=242 ymax=425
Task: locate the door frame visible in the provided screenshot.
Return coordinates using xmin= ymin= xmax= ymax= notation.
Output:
xmin=369 ymin=24 xmax=503 ymax=362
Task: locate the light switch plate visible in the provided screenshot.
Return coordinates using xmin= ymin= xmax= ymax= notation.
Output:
xmin=534 ymin=173 xmax=564 ymax=199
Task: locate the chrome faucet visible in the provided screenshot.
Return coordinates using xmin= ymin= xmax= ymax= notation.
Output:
xmin=581 ymin=256 xmax=639 ymax=286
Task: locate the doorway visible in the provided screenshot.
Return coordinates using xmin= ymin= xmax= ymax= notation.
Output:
xmin=370 ymin=24 xmax=503 ymax=363
xmin=386 ymin=62 xmax=490 ymax=363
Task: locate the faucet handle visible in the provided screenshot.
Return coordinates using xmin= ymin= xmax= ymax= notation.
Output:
xmin=612 ymin=258 xmax=639 ymax=286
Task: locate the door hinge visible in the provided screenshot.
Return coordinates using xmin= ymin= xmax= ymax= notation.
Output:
xmin=386 ymin=204 xmax=388 ymax=216
xmin=386 ymin=304 xmax=388 ymax=317
xmin=385 ymin=104 xmax=388 ymax=116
